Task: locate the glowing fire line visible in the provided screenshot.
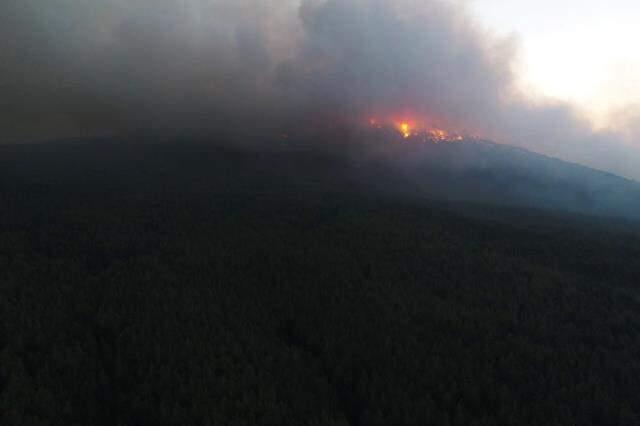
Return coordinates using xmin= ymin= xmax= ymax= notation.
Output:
xmin=368 ymin=117 xmax=466 ymax=142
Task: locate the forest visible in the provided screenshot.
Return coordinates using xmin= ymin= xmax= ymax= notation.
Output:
xmin=1 ymin=140 xmax=640 ymax=425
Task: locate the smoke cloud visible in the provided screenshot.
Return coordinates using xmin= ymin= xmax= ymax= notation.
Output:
xmin=2 ymin=0 xmax=639 ymax=179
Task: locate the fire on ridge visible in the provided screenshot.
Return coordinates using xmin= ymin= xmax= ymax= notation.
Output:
xmin=368 ymin=117 xmax=468 ymax=143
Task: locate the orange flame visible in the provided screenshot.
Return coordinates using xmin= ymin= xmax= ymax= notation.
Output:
xmin=399 ymin=122 xmax=411 ymax=138
xmin=367 ymin=116 xmax=467 ymax=142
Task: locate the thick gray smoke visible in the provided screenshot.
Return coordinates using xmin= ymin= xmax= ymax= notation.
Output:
xmin=2 ymin=0 xmax=639 ymax=179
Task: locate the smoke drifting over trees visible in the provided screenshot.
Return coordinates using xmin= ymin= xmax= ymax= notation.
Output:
xmin=2 ymin=0 xmax=639 ymax=178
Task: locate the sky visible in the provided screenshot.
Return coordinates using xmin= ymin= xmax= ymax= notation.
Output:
xmin=1 ymin=0 xmax=640 ymax=179
xmin=468 ymin=0 xmax=640 ymax=128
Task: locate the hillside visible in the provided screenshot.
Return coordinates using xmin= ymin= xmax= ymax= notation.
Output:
xmin=1 ymin=140 xmax=640 ymax=425
xmin=352 ymin=131 xmax=640 ymax=219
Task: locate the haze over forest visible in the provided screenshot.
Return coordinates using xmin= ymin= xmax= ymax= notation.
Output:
xmin=4 ymin=2 xmax=640 ymax=425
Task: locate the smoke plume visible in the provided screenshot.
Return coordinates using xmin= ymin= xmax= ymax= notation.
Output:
xmin=2 ymin=0 xmax=639 ymax=178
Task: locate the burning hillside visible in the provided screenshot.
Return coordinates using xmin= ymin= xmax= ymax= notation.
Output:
xmin=367 ymin=117 xmax=469 ymax=143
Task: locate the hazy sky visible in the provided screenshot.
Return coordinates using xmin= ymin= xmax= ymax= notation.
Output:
xmin=468 ymin=0 xmax=640 ymax=128
xmin=2 ymin=0 xmax=640 ymax=179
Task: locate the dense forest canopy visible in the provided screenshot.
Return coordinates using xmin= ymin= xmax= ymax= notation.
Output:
xmin=1 ymin=140 xmax=640 ymax=425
